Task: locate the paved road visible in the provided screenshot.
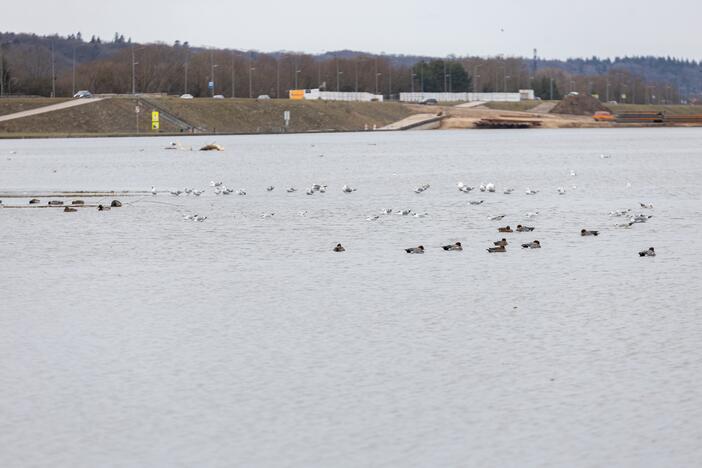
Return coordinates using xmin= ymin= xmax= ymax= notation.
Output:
xmin=381 ymin=113 xmax=445 ymax=130
xmin=0 ymin=98 xmax=104 ymax=123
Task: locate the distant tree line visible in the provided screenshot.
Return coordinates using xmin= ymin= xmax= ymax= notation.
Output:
xmin=0 ymin=31 xmax=698 ymax=105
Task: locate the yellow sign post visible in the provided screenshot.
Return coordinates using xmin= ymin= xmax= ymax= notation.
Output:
xmin=151 ymin=111 xmax=160 ymax=130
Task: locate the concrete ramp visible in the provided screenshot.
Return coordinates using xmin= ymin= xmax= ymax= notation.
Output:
xmin=382 ymin=113 xmax=445 ymax=131
xmin=529 ymin=102 xmax=557 ymax=114
xmin=455 ymin=101 xmax=486 ymax=108
xmin=0 ymin=98 xmax=104 ymax=123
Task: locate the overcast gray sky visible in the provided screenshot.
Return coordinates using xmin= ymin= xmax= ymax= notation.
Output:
xmin=4 ymin=0 xmax=700 ymax=59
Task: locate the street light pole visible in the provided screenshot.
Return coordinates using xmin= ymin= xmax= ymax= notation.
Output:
xmin=232 ymin=50 xmax=241 ymax=99
xmin=71 ymin=45 xmax=76 ymax=96
xmin=131 ymin=44 xmax=137 ymax=94
xmin=51 ymin=42 xmax=56 ymax=97
xmin=473 ymin=65 xmax=480 ymax=93
xmin=249 ymin=66 xmax=255 ymax=98
xmin=210 ymin=52 xmax=218 ymax=97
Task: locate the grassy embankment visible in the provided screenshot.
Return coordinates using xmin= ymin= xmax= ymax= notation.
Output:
xmin=0 ymin=98 xmax=71 ymax=116
xmin=0 ymin=97 xmax=415 ymax=137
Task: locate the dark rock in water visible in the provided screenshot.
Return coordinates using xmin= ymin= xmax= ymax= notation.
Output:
xmin=72 ymin=200 xmax=85 ymax=205
xmin=110 ymin=200 xmax=122 ymax=207
xmin=29 ymin=199 xmax=40 ymax=204
xmin=48 ymin=200 xmax=64 ymax=206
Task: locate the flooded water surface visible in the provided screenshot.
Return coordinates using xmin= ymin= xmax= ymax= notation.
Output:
xmin=1 ymin=128 xmax=701 ymax=467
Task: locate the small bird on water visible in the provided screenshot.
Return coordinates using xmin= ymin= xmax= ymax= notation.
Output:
xmin=405 ymin=245 xmax=425 ymax=254
xmin=333 ymin=243 xmax=346 ymax=252
xmin=581 ymin=229 xmax=599 ymax=236
xmin=442 ymin=242 xmax=463 ymax=251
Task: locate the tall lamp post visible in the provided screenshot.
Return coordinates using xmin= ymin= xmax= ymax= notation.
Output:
xmin=249 ymin=66 xmax=255 ymax=98
xmin=210 ymin=52 xmax=219 ymax=97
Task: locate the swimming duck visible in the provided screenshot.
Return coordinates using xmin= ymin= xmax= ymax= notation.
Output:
xmin=97 ymin=204 xmax=110 ymax=211
xmin=405 ymin=245 xmax=425 ymax=254
xmin=498 ymin=226 xmax=513 ymax=233
xmin=236 ymin=189 xmax=247 ymax=196
xmin=469 ymin=200 xmax=484 ymax=206
xmin=333 ymin=243 xmax=346 ymax=252
xmin=110 ymin=200 xmax=122 ymax=207
xmin=639 ymin=247 xmax=656 ymax=257
xmin=183 ymin=213 xmax=197 ymax=221
xmin=63 ymin=206 xmax=77 ymax=212
xmin=581 ymin=229 xmax=599 ymax=236
xmin=48 ymin=200 xmax=64 ymax=206
xmin=489 ymin=214 xmax=506 ymax=221
xmin=286 ymin=187 xmax=297 ymax=193
xmin=195 ymin=215 xmax=207 ymax=222
xmin=525 ymin=188 xmax=539 ymax=195
xmin=557 ymin=187 xmax=566 ymax=195
xmin=516 ymin=225 xmax=535 ymax=232
xmin=631 ymin=214 xmax=652 ymax=224
xmin=396 ymin=209 xmax=412 ymax=216
xmin=521 ymin=240 xmax=541 ymax=249
xmin=486 ymin=183 xmax=496 ymax=192
xmin=494 ymin=238 xmax=508 ymax=247
xmin=192 ymin=189 xmax=204 ymax=196
xmin=151 ymin=186 xmax=157 ymax=195
xmin=503 ymin=188 xmax=514 ymax=194
xmin=342 ymin=184 xmax=356 ymax=193
xmin=306 ymin=188 xmax=314 ymax=195
xmin=487 ymin=245 xmax=506 ymax=253
xmin=366 ymin=215 xmax=380 ymax=221
xmin=267 ymin=186 xmax=275 ymax=192
xmin=29 ymin=198 xmax=40 ymax=204
xmin=170 ymin=190 xmax=182 ymax=196
xmin=382 ymin=209 xmax=393 ymax=215
xmin=442 ymin=242 xmax=463 ymax=251
xmin=640 ymin=202 xmax=653 ymax=209
xmin=72 ymin=200 xmax=84 ymax=205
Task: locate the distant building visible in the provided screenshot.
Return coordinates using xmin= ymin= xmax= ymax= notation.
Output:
xmin=289 ymin=88 xmax=384 ymax=102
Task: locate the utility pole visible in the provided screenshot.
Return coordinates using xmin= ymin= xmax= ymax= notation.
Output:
xmin=72 ymin=45 xmax=76 ymax=96
xmin=473 ymin=65 xmax=480 ymax=93
xmin=355 ymin=58 xmax=359 ymax=93
xmin=249 ymin=65 xmax=255 ymax=98
xmin=184 ymin=60 xmax=188 ymax=95
xmin=276 ymin=59 xmax=280 ymax=98
xmin=336 ymin=60 xmax=342 ymax=92
xmin=420 ymin=61 xmax=424 ymax=92
xmin=232 ymin=50 xmax=241 ymax=99
xmin=210 ymin=51 xmax=218 ymax=97
xmin=51 ymin=42 xmax=56 ymax=97
xmin=388 ymin=65 xmax=392 ymax=99
xmin=606 ymin=80 xmax=610 ymax=102
xmin=444 ymin=60 xmax=448 ymax=93
xmin=131 ymin=44 xmax=136 ymax=94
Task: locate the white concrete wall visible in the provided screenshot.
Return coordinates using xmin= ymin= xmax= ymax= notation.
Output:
xmin=399 ymin=92 xmax=533 ymax=103
xmin=301 ymin=88 xmax=383 ymax=102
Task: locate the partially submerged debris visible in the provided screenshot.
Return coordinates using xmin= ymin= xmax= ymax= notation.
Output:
xmin=200 ymin=143 xmax=224 ymax=152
